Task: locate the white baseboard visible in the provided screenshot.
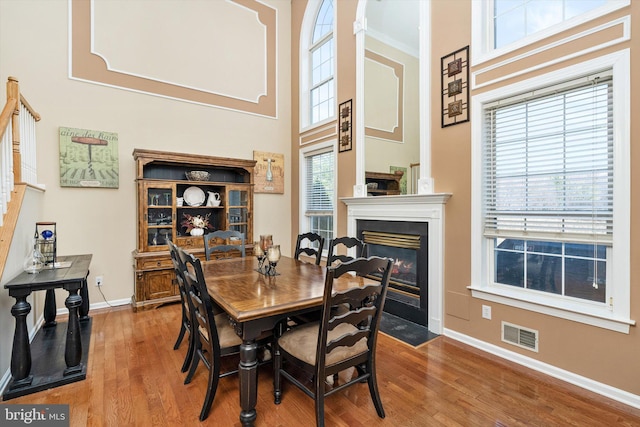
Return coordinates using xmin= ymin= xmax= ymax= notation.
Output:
xmin=54 ymin=298 xmax=132 ymax=316
xmin=444 ymin=328 xmax=640 ymax=410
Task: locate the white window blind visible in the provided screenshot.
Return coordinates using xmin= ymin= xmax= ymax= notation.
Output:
xmin=482 ymin=72 xmax=613 ymax=244
xmin=305 ymin=150 xmax=334 ymax=215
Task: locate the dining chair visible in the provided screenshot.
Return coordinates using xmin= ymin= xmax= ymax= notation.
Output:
xmin=180 ymin=249 xmax=244 ymax=420
xmin=326 ymin=236 xmax=366 ymax=267
xmin=181 ymin=250 xmax=272 ymax=421
xmin=292 ymin=236 xmax=366 ymax=326
xmin=273 ymin=256 xmax=394 ymax=427
xmin=203 ymin=230 xmax=245 ymax=261
xmin=168 ymin=240 xmax=194 ymax=373
xmin=294 ymin=232 xmax=325 ymax=265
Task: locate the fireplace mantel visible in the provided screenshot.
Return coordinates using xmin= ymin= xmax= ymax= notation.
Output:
xmin=342 ymin=194 xmax=451 ymax=334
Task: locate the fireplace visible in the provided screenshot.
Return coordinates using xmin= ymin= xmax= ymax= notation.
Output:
xmin=358 ymin=220 xmax=428 ymax=326
xmin=342 ymin=193 xmax=450 ymax=335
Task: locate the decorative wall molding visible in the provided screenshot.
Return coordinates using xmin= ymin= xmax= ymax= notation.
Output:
xmin=299 ymin=121 xmax=337 ymax=147
xmin=472 ymin=16 xmax=630 ymax=90
xmin=69 ymin=0 xmax=278 ymax=117
xmin=364 ymin=49 xmax=403 ymax=143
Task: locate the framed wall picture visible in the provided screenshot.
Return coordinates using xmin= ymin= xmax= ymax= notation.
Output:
xmin=338 ymin=99 xmax=353 ymax=152
xmin=59 ymin=127 xmax=119 ymax=188
xmin=253 ymin=151 xmax=284 ymax=193
xmin=441 ymin=46 xmax=469 ymax=128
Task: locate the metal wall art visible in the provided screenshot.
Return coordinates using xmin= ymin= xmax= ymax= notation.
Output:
xmin=338 ymin=99 xmax=353 ymax=152
xmin=253 ymin=151 xmax=284 ymax=193
xmin=441 ymin=46 xmax=469 ymax=128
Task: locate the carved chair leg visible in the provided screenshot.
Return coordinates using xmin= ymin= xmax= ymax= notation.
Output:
xmin=174 ymin=323 xmax=186 ymax=350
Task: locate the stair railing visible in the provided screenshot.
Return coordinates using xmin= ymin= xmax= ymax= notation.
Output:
xmin=0 ymin=76 xmax=40 ymax=226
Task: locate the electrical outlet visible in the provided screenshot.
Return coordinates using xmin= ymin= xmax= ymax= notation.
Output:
xmin=482 ymin=305 xmax=492 ymax=320
xmin=95 ymin=276 xmax=104 ymax=287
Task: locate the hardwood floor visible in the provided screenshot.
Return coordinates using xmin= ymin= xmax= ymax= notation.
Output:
xmin=5 ymin=304 xmax=640 ymax=426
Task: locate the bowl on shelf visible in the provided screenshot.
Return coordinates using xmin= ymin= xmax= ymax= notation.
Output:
xmin=185 ymin=170 xmax=210 ymax=181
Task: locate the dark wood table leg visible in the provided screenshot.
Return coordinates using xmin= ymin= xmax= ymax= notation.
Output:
xmin=273 ymin=320 xmax=285 ymax=404
xmin=9 ymin=292 xmax=33 ymax=389
xmin=63 ymin=288 xmax=83 ymax=376
xmin=43 ymin=289 xmax=57 ymax=328
xmin=239 ymin=339 xmax=258 ymax=427
xmin=79 ymin=274 xmax=90 ymax=322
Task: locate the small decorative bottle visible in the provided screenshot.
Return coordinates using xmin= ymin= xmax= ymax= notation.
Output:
xmin=23 ymin=237 xmax=45 ymax=274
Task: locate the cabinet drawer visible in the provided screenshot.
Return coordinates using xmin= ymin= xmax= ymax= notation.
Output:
xmin=175 ymin=236 xmax=204 ymax=248
xmin=139 ymin=258 xmax=173 ymax=270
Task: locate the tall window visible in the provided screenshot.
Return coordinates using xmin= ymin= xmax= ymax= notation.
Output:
xmin=471 ymin=51 xmax=631 ymax=332
xmin=309 ymin=0 xmax=334 ymax=124
xmin=494 ymin=0 xmax=607 ymax=49
xmin=484 ymin=73 xmax=612 ymax=303
xmin=303 ymin=147 xmax=335 ymax=248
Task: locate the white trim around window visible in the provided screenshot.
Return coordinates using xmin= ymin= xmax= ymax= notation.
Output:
xmin=299 ymin=139 xmax=337 ymax=251
xmin=469 ymin=49 xmax=633 ymax=333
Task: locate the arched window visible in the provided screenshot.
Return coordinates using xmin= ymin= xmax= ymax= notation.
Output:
xmin=307 ymin=0 xmax=334 ymax=126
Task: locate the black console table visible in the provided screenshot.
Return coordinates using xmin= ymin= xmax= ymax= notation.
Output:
xmin=3 ymin=254 xmax=92 ymax=400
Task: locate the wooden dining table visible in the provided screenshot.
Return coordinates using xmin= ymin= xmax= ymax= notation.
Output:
xmin=201 ymin=255 xmax=363 ymax=427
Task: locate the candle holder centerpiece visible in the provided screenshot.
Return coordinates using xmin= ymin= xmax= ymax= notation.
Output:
xmin=265 ymin=245 xmax=281 ymax=276
xmin=255 ymin=235 xmax=280 ymax=276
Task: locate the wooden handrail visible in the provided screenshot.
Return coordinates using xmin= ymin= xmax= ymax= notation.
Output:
xmin=0 ymin=97 xmax=18 ymax=140
xmin=0 ymin=184 xmax=26 ymax=281
xmin=19 ymin=93 xmax=41 ymax=122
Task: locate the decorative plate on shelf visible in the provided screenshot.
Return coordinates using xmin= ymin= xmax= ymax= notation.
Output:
xmin=183 ymin=186 xmax=205 ymax=206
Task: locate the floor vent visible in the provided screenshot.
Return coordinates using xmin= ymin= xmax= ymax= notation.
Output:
xmin=501 ymin=321 xmax=538 ymax=352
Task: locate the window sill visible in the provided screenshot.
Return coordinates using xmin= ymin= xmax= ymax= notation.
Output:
xmin=468 ymin=285 xmax=635 ymax=334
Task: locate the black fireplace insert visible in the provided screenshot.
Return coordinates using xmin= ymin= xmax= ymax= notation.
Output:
xmin=357 ymin=220 xmax=428 ymax=326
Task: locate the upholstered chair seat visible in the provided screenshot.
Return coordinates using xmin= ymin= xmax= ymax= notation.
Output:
xmin=278 ymin=322 xmax=367 ymax=366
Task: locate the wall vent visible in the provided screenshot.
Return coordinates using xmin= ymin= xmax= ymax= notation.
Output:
xmin=501 ymin=321 xmax=539 ymax=352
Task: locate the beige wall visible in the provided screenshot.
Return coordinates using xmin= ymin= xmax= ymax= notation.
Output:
xmin=290 ymin=0 xmax=640 ymax=400
xmin=431 ymin=0 xmax=639 ymax=397
xmin=0 ymin=0 xmax=292 ymax=376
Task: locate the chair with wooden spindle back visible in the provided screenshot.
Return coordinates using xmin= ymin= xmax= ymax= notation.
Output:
xmin=326 ymin=236 xmax=366 ymax=267
xmin=294 ymin=232 xmax=325 ymax=265
xmin=168 ymin=240 xmax=195 ymax=373
xmin=273 ymin=256 xmax=394 ymax=427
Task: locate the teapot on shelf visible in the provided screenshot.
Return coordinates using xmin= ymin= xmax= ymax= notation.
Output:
xmin=206 ymin=192 xmax=221 ymax=207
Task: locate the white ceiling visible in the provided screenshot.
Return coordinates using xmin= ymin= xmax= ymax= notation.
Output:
xmin=365 ymin=0 xmax=420 ymax=54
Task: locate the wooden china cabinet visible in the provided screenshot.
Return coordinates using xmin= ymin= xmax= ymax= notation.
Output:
xmin=132 ymin=149 xmax=255 ymax=311
xmin=365 ymin=171 xmax=404 ymax=196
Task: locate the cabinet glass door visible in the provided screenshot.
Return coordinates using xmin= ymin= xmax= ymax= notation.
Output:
xmin=226 ymin=186 xmax=250 ymax=242
xmin=144 ymin=183 xmax=174 ymax=251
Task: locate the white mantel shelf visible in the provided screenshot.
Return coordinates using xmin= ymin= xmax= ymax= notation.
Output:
xmin=341 ymin=193 xmax=451 ymax=335
xmin=341 ymin=193 xmax=451 ymax=207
